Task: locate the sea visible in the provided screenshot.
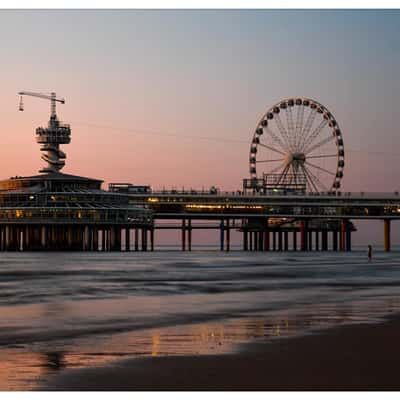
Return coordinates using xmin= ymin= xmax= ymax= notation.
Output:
xmin=1 ymin=248 xmax=400 ymax=390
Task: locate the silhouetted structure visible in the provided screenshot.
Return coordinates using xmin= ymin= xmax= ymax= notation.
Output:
xmin=3 ymin=93 xmax=396 ymax=252
xmin=0 ymin=91 xmax=153 ymax=251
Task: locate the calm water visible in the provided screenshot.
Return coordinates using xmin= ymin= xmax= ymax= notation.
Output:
xmin=1 ymin=250 xmax=400 ymax=389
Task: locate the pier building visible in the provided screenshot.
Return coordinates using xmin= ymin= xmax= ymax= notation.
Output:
xmin=0 ymin=91 xmax=153 ymax=251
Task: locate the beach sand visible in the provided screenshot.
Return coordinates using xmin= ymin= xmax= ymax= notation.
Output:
xmin=42 ymin=314 xmax=400 ymax=390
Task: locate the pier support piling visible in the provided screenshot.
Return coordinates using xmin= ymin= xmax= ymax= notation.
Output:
xmin=226 ymin=219 xmax=230 ymax=252
xmin=315 ymin=231 xmax=319 ymax=251
xmin=243 ymin=230 xmax=248 ymax=251
xmin=182 ymin=219 xmax=186 ymax=251
xmin=220 ymin=220 xmax=224 ymax=251
xmin=340 ymin=220 xmax=347 ymax=251
xmin=264 ymin=219 xmax=270 ymax=251
xmin=258 ymin=230 xmax=264 ymax=251
xmin=278 ymin=231 xmax=282 ymax=251
xmin=384 ymin=219 xmax=391 ymax=252
xmin=346 ymin=228 xmax=352 ymax=252
xmin=284 ymin=231 xmax=289 ymax=251
xmin=135 ymin=228 xmax=139 ymax=251
xmin=125 ymin=228 xmax=130 ymax=251
xmin=300 ymin=220 xmax=307 ymax=251
xmin=188 ymin=219 xmax=192 ymax=251
xmin=333 ymin=230 xmax=338 ymax=251
xmin=322 ymin=231 xmax=328 ymax=251
xmin=150 ymin=228 xmax=154 ymax=251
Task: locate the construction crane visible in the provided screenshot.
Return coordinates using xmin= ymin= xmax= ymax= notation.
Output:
xmin=18 ymin=91 xmax=65 ymax=119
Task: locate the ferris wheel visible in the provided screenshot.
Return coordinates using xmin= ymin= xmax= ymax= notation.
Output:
xmin=249 ymin=98 xmax=344 ymax=193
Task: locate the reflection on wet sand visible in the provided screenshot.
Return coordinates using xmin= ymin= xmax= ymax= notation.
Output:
xmin=151 ymin=333 xmax=160 ymax=356
xmin=1 ymin=295 xmax=399 ymax=390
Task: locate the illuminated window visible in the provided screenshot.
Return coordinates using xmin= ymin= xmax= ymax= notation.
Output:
xmin=15 ymin=210 xmax=23 ymax=218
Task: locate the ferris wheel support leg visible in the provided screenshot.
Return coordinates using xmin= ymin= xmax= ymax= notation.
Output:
xmin=384 ymin=219 xmax=391 ymax=252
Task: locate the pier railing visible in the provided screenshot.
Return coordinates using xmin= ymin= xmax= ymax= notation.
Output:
xmin=112 ymin=185 xmax=400 ymax=199
xmin=147 ymin=190 xmax=400 ymax=198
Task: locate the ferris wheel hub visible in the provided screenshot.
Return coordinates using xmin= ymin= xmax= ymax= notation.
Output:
xmin=285 ymin=152 xmax=305 ymax=167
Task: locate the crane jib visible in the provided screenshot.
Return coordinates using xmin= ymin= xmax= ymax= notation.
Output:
xmin=18 ymin=91 xmax=65 ymax=103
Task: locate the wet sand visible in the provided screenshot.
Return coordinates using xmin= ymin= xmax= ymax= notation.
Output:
xmin=43 ymin=314 xmax=400 ymax=390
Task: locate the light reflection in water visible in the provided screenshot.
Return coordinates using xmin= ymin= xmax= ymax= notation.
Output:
xmin=151 ymin=333 xmax=160 ymax=356
xmin=1 ymin=295 xmax=399 ymax=390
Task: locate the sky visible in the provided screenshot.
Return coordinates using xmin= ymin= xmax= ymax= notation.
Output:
xmin=0 ymin=9 xmax=399 ymax=245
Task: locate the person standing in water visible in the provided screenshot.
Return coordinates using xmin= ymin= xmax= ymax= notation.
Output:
xmin=367 ymin=245 xmax=372 ymax=262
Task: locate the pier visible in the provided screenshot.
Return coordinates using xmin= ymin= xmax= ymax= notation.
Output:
xmin=114 ymin=187 xmax=397 ymax=252
xmin=1 ymin=93 xmax=396 ymax=251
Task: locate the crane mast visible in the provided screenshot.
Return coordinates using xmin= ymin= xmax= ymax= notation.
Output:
xmin=18 ymin=90 xmax=71 ymax=174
